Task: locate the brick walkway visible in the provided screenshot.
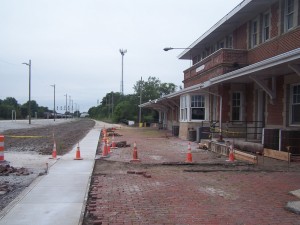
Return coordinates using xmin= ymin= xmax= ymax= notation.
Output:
xmin=83 ymin=126 xmax=300 ymax=225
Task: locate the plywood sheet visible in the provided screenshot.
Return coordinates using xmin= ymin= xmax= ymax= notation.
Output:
xmin=264 ymin=148 xmax=291 ymax=161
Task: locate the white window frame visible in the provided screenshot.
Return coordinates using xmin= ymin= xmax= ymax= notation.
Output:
xmin=232 ymin=92 xmax=243 ymax=121
xmin=262 ymin=12 xmax=270 ymax=42
xmin=250 ymin=19 xmax=259 ymax=48
xmin=290 ymin=83 xmax=300 ymax=125
xmin=190 ymin=95 xmax=205 ymax=121
xmin=285 ymin=0 xmax=295 ymax=31
xmin=180 ymin=95 xmax=188 ymax=122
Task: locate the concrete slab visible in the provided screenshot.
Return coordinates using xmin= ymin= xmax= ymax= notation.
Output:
xmin=285 ymin=201 xmax=300 ymax=215
xmin=290 ymin=189 xmax=300 ymax=199
xmin=0 ymin=203 xmax=82 ymax=225
xmin=36 ymin=172 xmax=90 ymax=187
xmin=21 ymin=187 xmax=86 ymax=203
xmin=0 ymin=121 xmax=101 ymax=225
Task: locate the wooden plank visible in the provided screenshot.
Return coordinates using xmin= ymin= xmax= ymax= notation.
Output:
xmin=263 ymin=148 xmax=291 ymax=161
xmin=234 ymin=150 xmax=257 ymax=164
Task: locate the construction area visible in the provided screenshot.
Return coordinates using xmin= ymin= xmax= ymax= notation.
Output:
xmin=0 ymin=119 xmax=299 ymax=225
xmin=83 ymin=123 xmax=300 ymax=225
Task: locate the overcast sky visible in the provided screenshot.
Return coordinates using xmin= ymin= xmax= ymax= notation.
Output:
xmin=0 ymin=0 xmax=242 ymax=112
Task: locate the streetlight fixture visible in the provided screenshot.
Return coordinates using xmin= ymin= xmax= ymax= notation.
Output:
xmin=22 ymin=60 xmax=31 ymax=124
xmin=163 ymin=47 xmax=193 ymax=51
xmin=119 ymin=49 xmax=127 ymax=95
xmin=50 ymin=84 xmax=56 ymax=121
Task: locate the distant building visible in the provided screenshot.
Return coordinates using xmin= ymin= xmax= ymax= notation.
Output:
xmin=140 ymin=0 xmax=300 ymax=154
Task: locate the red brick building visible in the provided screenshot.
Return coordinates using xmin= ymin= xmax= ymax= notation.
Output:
xmin=140 ymin=0 xmax=300 ymax=153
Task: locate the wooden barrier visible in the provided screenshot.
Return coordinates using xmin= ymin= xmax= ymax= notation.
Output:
xmin=234 ymin=150 xmax=258 ymax=164
xmin=263 ymin=148 xmax=291 ymax=161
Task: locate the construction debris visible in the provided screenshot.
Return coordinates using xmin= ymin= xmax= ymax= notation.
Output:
xmin=0 ymin=165 xmax=31 ymax=176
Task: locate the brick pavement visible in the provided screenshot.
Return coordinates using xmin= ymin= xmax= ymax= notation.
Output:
xmin=83 ymin=126 xmax=300 ymax=225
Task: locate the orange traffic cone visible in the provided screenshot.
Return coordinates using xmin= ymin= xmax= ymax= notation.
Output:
xmin=185 ymin=142 xmax=193 ymax=163
xmin=107 ymin=140 xmax=111 ymax=154
xmin=101 ymin=140 xmax=109 ymax=158
xmin=130 ymin=142 xmax=140 ymax=162
xmin=0 ymin=135 xmax=5 ymax=162
xmin=227 ymin=144 xmax=235 ymax=162
xmin=50 ymin=140 xmax=57 ymax=159
xmin=111 ymin=134 xmax=118 ymax=149
xmin=74 ymin=143 xmax=83 ymax=160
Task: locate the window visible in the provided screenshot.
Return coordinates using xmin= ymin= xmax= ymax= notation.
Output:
xmin=263 ymin=13 xmax=270 ymax=42
xmin=191 ymin=95 xmax=205 ymax=120
xmin=250 ymin=20 xmax=259 ymax=47
xmin=285 ymin=0 xmax=295 ymax=31
xmin=226 ymin=35 xmax=233 ymax=48
xmin=232 ymin=92 xmax=241 ymax=121
xmin=291 ymin=84 xmax=300 ymax=124
xmin=180 ymin=95 xmax=188 ymax=121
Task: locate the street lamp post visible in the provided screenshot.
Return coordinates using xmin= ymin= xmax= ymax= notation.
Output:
xmin=22 ymin=60 xmax=31 ymax=124
xmin=139 ymin=77 xmax=143 ymax=124
xmin=50 ymin=84 xmax=56 ymax=121
xmin=119 ymin=49 xmax=127 ymax=95
xmin=64 ymin=94 xmax=68 ymax=119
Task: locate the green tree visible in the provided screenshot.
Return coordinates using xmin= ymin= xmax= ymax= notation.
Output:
xmin=0 ymin=97 xmax=20 ymax=119
xmin=89 ymin=77 xmax=177 ymax=124
xmin=2 ymin=97 xmax=18 ymax=108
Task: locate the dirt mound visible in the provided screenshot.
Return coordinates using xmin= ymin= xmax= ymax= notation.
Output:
xmin=3 ymin=119 xmax=95 ymax=155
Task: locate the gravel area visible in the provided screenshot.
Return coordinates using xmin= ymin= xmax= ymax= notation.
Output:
xmin=0 ymin=118 xmax=95 ymax=211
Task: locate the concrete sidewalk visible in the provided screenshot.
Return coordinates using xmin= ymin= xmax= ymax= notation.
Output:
xmin=0 ymin=122 xmax=102 ymax=225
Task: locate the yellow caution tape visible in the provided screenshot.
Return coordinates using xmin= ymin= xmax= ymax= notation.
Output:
xmin=5 ymin=135 xmax=50 ymax=138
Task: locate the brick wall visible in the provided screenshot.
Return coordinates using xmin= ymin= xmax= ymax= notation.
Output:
xmin=233 ymin=23 xmax=248 ymax=49
xmin=270 ymin=2 xmax=279 ymax=38
xmin=219 ymin=84 xmax=231 ymax=123
xmin=248 ymin=27 xmax=300 ymax=64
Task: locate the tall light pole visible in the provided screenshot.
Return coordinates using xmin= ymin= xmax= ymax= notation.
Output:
xmin=139 ymin=77 xmax=143 ymax=124
xmin=50 ymin=84 xmax=56 ymax=121
xmin=22 ymin=60 xmax=31 ymax=124
xmin=111 ymin=91 xmax=114 ymax=116
xmin=119 ymin=49 xmax=127 ymax=95
xmin=64 ymin=94 xmax=68 ymax=119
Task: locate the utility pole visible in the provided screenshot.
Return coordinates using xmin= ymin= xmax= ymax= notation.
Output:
xmin=22 ymin=60 xmax=31 ymax=124
xmin=50 ymin=84 xmax=56 ymax=121
xmin=119 ymin=49 xmax=127 ymax=95
xmin=139 ymin=76 xmax=142 ymax=124
xmin=64 ymin=94 xmax=68 ymax=119
xmin=111 ymin=91 xmax=114 ymax=115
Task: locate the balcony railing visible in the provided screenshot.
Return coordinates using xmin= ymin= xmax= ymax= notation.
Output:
xmin=183 ymin=48 xmax=248 ymax=86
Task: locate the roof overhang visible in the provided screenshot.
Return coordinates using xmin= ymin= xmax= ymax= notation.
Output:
xmin=140 ymin=48 xmax=300 ymax=109
xmin=178 ymin=0 xmax=279 ymax=60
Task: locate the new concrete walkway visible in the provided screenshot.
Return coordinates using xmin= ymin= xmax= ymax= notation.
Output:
xmin=0 ymin=122 xmax=102 ymax=225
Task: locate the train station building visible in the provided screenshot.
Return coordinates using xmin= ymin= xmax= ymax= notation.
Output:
xmin=140 ymin=0 xmax=300 ymax=156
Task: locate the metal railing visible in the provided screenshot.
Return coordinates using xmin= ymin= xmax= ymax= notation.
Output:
xmin=209 ymin=120 xmax=264 ymax=142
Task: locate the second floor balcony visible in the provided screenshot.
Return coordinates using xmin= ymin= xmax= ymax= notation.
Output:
xmin=183 ymin=48 xmax=248 ymax=88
